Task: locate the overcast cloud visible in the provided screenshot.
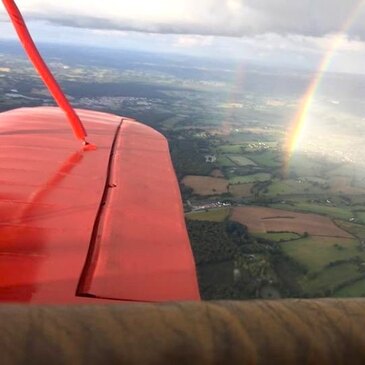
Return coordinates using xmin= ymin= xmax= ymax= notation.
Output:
xmin=2 ymin=1 xmax=365 ymax=73
xmin=1 ymin=0 xmax=365 ymax=38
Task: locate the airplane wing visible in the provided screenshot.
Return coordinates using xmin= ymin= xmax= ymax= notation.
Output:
xmin=0 ymin=107 xmax=200 ymax=303
xmin=0 ymin=0 xmax=200 ymax=303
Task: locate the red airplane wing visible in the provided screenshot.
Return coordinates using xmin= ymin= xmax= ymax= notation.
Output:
xmin=0 ymin=107 xmax=200 ymax=303
xmin=0 ymin=0 xmax=200 ymax=303
xmin=78 ymin=118 xmax=200 ymax=302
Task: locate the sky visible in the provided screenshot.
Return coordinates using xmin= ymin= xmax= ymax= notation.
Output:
xmin=2 ymin=0 xmax=365 ymax=73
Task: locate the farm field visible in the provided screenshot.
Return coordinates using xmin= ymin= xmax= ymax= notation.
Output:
xmin=229 ymin=173 xmax=271 ymax=184
xmin=216 ymin=144 xmax=246 ymax=154
xmin=182 ymin=175 xmax=228 ymax=196
xmin=355 ymin=211 xmax=365 ymax=224
xmin=269 ymin=202 xmax=353 ymax=220
xmin=266 ymin=179 xmax=325 ymax=196
xmin=334 ymin=220 xmax=365 ymax=239
xmin=253 ymin=232 xmax=301 ymax=242
xmin=248 ymin=151 xmax=281 ymax=167
xmin=280 ymin=236 xmax=361 ymax=272
xmin=185 ymin=207 xmax=230 ymax=222
xmin=180 ymin=129 xmax=365 ymax=299
xmin=333 ymin=278 xmax=365 ymax=297
xmin=227 ymin=155 xmax=256 ymax=166
xmin=228 ymin=183 xmax=254 ymax=197
xmin=231 ymin=206 xmax=353 ymax=237
xmin=216 ymin=155 xmax=236 ymax=167
xmin=300 ymin=262 xmax=364 ymax=295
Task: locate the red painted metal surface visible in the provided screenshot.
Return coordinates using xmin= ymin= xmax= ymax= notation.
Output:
xmin=0 ymin=107 xmax=200 ymax=303
xmin=1 ymin=0 xmax=87 ymax=142
xmin=0 ymin=107 xmax=118 ymax=303
xmin=78 ymin=120 xmax=200 ymax=301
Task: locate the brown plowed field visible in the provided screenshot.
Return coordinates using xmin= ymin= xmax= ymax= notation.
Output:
xmin=182 ymin=176 xmax=228 ymax=196
xmin=231 ymin=206 xmax=353 ymax=238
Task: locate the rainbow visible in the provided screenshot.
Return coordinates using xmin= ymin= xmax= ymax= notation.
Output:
xmin=284 ymin=0 xmax=365 ymax=171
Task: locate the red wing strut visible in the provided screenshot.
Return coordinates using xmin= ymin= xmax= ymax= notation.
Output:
xmin=1 ymin=0 xmax=88 ymax=143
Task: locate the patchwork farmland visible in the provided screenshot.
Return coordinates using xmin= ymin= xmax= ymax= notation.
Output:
xmin=182 ymin=176 xmax=229 ymax=196
xmin=231 ymin=206 xmax=353 ymax=238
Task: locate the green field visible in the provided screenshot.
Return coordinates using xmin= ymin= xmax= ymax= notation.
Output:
xmin=301 ymin=263 xmax=363 ymax=295
xmin=270 ymin=202 xmax=353 ymax=220
xmin=227 ymin=155 xmax=256 ymax=166
xmin=249 ymin=151 xmax=281 ymax=167
xmin=216 ymin=155 xmax=236 ymax=167
xmin=253 ymin=232 xmax=301 ymax=242
xmin=333 ymin=278 xmax=365 ymax=297
xmin=216 ymin=144 xmax=246 ymax=154
xmin=354 ymin=211 xmax=365 ymax=224
xmin=229 ymin=173 xmax=271 ymax=184
xmin=334 ymin=220 xmax=365 ymax=240
xmin=266 ymin=179 xmax=325 ymax=196
xmin=281 ymin=235 xmax=365 ymax=297
xmin=280 ymin=236 xmax=363 ymax=273
xmin=186 ymin=207 xmax=230 ymax=222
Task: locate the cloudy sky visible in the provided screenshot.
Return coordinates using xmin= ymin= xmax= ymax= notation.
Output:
xmin=2 ymin=0 xmax=365 ymax=72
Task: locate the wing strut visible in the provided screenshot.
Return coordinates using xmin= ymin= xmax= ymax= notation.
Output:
xmin=1 ymin=0 xmax=88 ymax=143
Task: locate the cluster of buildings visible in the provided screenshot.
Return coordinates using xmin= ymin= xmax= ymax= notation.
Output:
xmin=76 ymin=96 xmax=152 ymax=111
xmin=189 ymin=201 xmax=231 ymax=211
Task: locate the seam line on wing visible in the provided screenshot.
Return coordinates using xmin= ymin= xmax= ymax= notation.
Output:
xmin=76 ymin=118 xmax=124 ymax=296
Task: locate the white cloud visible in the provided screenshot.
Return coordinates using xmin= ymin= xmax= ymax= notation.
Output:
xmin=3 ymin=1 xmax=365 ymax=74
xmin=2 ymin=0 xmax=365 ymax=38
xmin=174 ymin=35 xmax=214 ymax=48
